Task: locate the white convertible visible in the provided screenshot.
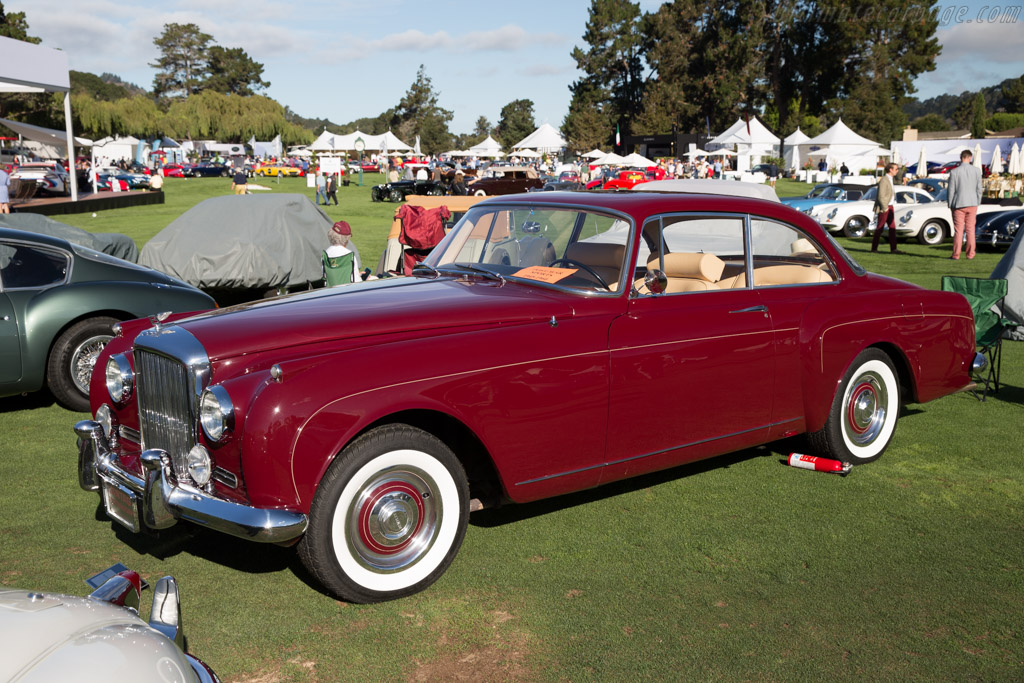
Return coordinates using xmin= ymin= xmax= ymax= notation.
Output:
xmin=807 ymin=185 xmax=936 ymax=239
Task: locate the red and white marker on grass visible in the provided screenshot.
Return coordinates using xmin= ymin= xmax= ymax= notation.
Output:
xmin=787 ymin=453 xmax=852 ymax=476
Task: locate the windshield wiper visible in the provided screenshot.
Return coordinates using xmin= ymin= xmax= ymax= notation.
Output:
xmin=437 ymin=263 xmax=506 ymax=285
xmin=411 ymin=262 xmax=440 ymax=279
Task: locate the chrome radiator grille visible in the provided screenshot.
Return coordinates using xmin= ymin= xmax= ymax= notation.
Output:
xmin=134 ymin=348 xmax=196 ymax=479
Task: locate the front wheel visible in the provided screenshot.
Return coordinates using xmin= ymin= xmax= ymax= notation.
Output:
xmin=473 ymin=189 xmax=487 ymax=197
xmin=46 ymin=316 xmax=118 ymax=412
xmin=917 ymin=219 xmax=947 ymax=245
xmin=298 ymin=425 xmax=469 ymax=603
xmin=388 ymin=188 xmax=404 ymax=203
xmin=808 ymin=349 xmax=900 ymax=464
xmin=842 ymin=215 xmax=870 ymax=238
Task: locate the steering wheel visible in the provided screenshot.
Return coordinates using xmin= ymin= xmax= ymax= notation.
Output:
xmin=549 ymin=258 xmax=610 ymax=289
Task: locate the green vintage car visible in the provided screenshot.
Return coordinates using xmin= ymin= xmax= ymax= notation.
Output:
xmin=0 ymin=227 xmax=215 ymax=412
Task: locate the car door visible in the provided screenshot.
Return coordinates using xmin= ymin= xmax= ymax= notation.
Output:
xmin=604 ymin=213 xmax=775 ymax=483
xmin=0 ymin=240 xmax=70 ymax=386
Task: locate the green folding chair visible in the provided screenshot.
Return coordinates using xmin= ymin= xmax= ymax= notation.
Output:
xmin=941 ymin=276 xmax=1019 ymax=400
xmin=322 ymin=250 xmax=354 ymax=286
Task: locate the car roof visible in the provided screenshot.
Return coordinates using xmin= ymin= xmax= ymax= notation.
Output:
xmin=640 ymin=179 xmax=781 ymax=202
xmin=0 ymin=226 xmax=73 ymax=250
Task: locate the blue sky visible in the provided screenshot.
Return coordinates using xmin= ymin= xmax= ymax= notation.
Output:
xmin=15 ymin=0 xmax=1024 ymax=137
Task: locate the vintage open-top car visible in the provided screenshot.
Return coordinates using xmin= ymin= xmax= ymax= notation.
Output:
xmin=75 ymin=181 xmax=979 ymax=604
xmin=0 ymin=565 xmax=217 ymax=682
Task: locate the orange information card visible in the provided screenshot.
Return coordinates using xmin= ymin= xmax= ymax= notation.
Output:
xmin=513 ymin=266 xmax=578 ymax=283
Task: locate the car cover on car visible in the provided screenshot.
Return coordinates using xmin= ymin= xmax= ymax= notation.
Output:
xmin=990 ymin=231 xmax=1024 ymax=341
xmin=0 ymin=213 xmax=139 ymax=262
xmin=139 ymin=194 xmax=332 ymax=290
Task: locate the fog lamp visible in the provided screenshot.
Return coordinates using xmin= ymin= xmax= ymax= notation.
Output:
xmin=95 ymin=403 xmax=114 ymax=439
xmin=186 ymin=444 xmax=212 ymax=486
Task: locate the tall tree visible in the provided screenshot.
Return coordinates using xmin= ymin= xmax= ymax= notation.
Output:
xmin=970 ymin=92 xmax=987 ymax=138
xmin=1002 ymin=75 xmax=1024 ymax=113
xmin=204 ymin=46 xmax=270 ymax=96
xmin=390 ymin=65 xmax=453 ymax=154
xmin=0 ymin=2 xmax=38 ymax=42
xmin=151 ymin=23 xmax=213 ymax=99
xmin=495 ymin=99 xmax=536 ymax=150
xmin=564 ymin=0 xmax=645 ymax=147
xmin=471 ymin=116 xmax=492 ymax=144
xmin=822 ymin=0 xmax=941 ymax=142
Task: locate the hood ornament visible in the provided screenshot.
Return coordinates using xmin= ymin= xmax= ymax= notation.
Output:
xmin=149 ymin=311 xmax=172 ymax=332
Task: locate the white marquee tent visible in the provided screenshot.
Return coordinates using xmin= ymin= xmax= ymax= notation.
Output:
xmin=802 ymin=119 xmax=887 ymax=174
xmin=512 ymin=123 xmax=567 ymax=153
xmin=0 ymin=36 xmax=82 ymax=199
xmin=782 ymin=127 xmax=811 ymax=172
xmin=468 ymin=135 xmax=503 ymax=157
xmin=708 ymin=116 xmax=780 ymax=170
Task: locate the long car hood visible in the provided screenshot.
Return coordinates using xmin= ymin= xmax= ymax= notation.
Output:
xmin=174 ymin=276 xmax=578 ymax=361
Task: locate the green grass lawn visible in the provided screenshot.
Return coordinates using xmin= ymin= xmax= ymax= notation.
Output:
xmin=2 ymin=177 xmax=1022 ymax=681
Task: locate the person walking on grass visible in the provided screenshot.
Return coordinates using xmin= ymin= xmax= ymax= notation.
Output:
xmin=871 ymin=163 xmax=903 ymax=254
xmin=947 ymin=149 xmax=983 ymax=260
xmin=315 ymin=171 xmax=327 ymax=205
xmin=326 ymin=173 xmax=338 ymax=205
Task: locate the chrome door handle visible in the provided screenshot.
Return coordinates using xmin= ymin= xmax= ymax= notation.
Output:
xmin=730 ymin=305 xmax=767 ymax=314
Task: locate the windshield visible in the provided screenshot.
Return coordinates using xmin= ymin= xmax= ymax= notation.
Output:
xmin=425 ymin=205 xmax=632 ymax=293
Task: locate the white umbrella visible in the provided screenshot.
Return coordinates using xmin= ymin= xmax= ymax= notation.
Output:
xmin=592 ymin=152 xmax=626 ymax=166
xmin=514 ymin=149 xmax=541 ymax=159
xmin=582 ymin=148 xmax=606 ymax=159
xmin=916 ymin=146 xmax=928 ymax=178
xmin=621 ymin=152 xmax=657 ymax=167
xmin=973 ymin=143 xmax=983 ymax=171
xmin=990 ymin=144 xmax=1003 ymax=174
xmin=708 ymin=149 xmax=736 ymax=156
xmin=1009 ymin=143 xmax=1022 ymax=175
xmin=684 ymin=149 xmax=711 ymax=158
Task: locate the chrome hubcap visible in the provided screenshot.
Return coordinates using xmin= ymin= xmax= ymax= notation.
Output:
xmin=347 ymin=466 xmax=439 ymax=573
xmin=844 ymin=372 xmax=888 ymax=447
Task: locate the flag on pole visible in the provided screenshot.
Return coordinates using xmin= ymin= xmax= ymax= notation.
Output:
xmin=615 ymin=124 xmax=620 ymax=147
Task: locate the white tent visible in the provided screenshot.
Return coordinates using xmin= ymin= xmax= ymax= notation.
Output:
xmin=513 ymin=149 xmax=541 ymax=159
xmin=468 ymin=135 xmax=503 ymax=157
xmin=512 ymin=123 xmax=567 ymax=153
xmin=709 ymin=116 xmax=780 ymax=171
xmin=0 ymin=37 xmax=82 ymax=199
xmin=308 ymin=130 xmax=337 ymax=152
xmin=92 ymin=135 xmax=139 ymax=162
xmin=249 ymin=134 xmax=282 ymax=159
xmin=802 ymin=119 xmax=882 ymax=175
xmin=783 ymin=128 xmax=811 ymax=172
xmin=973 ymin=143 xmax=984 ymax=172
xmin=582 ymin=148 xmax=606 ymax=159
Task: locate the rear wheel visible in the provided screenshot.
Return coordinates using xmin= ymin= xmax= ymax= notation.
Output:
xmin=298 ymin=425 xmax=469 ymax=603
xmin=808 ymin=349 xmax=900 ymax=464
xmin=917 ymin=219 xmax=947 ymax=245
xmin=842 ymin=215 xmax=870 ymax=238
xmin=473 ymin=189 xmax=487 ymax=197
xmin=46 ymin=316 xmax=118 ymax=412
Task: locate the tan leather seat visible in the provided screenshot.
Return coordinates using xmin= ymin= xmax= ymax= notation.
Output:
xmin=637 ymin=252 xmax=726 ymax=293
xmin=564 ymin=242 xmax=625 ymax=286
xmin=718 ymin=264 xmax=833 ymax=288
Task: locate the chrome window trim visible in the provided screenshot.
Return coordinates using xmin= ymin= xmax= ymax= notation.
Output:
xmin=0 ymin=239 xmax=72 ymax=292
xmin=427 ymin=202 xmax=638 ymax=298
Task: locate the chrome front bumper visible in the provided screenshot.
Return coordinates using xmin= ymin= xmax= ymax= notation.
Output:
xmin=75 ymin=420 xmax=308 ymax=544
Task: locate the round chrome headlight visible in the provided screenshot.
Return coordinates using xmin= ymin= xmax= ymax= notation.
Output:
xmin=186 ymin=444 xmax=212 ymax=486
xmin=827 ymin=208 xmax=838 ymax=220
xmin=105 ymin=353 xmax=134 ymax=404
xmin=199 ymin=385 xmax=234 ymax=442
xmin=900 ymin=210 xmax=913 ymax=224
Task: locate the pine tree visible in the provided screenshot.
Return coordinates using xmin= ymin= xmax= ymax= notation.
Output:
xmin=151 ymin=23 xmax=213 ymax=99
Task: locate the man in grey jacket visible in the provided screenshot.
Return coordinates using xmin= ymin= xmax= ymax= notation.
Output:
xmin=947 ymin=150 xmax=983 ymax=260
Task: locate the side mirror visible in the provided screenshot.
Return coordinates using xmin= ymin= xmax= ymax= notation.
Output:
xmin=644 ymin=269 xmax=668 ymax=295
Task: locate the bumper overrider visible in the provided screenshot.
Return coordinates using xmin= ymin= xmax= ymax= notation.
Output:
xmin=76 ymin=420 xmax=307 ymax=543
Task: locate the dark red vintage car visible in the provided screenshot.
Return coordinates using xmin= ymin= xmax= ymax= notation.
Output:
xmin=75 ymin=182 xmax=979 ymax=604
xmin=466 ymin=166 xmax=544 ymax=195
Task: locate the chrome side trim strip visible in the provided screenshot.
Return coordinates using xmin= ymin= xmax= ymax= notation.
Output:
xmin=514 ymin=418 xmax=799 ymax=486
